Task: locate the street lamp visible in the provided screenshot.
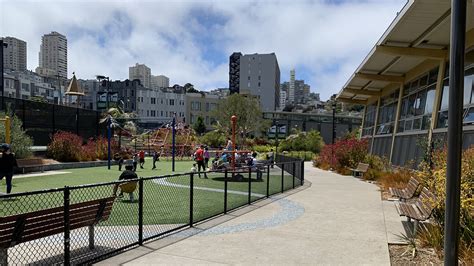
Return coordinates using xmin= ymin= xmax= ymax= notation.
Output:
xmin=331 ymin=102 xmax=337 ymax=169
xmin=172 ymin=112 xmax=176 ymax=172
xmin=274 ymin=120 xmax=279 ymax=155
xmin=1 ymin=40 xmax=8 ymax=110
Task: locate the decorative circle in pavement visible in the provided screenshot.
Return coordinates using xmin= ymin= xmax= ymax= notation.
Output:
xmin=173 ymin=198 xmax=305 ymax=237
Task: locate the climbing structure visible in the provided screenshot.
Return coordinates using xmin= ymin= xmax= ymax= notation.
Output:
xmin=147 ymin=126 xmax=197 ymax=158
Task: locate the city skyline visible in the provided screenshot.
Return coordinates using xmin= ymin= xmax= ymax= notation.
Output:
xmin=1 ymin=0 xmax=405 ymax=100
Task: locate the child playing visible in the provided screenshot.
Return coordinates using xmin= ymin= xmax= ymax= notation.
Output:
xmin=191 ymin=163 xmax=197 ymax=173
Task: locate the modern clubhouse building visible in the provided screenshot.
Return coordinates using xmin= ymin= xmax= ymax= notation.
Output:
xmin=337 ymin=0 xmax=474 ymax=166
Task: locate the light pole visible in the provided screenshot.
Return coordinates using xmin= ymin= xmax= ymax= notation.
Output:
xmin=331 ymin=102 xmax=336 ymax=169
xmin=1 ymin=40 xmax=8 ymax=110
xmin=172 ymin=113 xmax=176 ymax=172
xmin=275 ymin=120 xmax=279 ymax=155
xmin=445 ymin=0 xmax=466 ymax=264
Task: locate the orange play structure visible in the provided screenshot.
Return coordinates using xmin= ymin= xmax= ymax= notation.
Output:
xmin=146 ymin=126 xmax=197 ymax=158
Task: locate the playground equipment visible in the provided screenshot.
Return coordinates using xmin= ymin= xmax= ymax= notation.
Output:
xmin=0 ymin=116 xmax=11 ymax=144
xmin=145 ymin=126 xmax=196 ymax=158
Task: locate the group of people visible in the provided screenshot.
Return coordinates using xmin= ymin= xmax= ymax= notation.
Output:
xmin=116 ymin=149 xmax=161 ymax=172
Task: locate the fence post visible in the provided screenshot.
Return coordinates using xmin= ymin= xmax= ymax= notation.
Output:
xmin=63 ymin=187 xmax=71 ymax=265
xmin=189 ymin=173 xmax=194 ymax=227
xmin=301 ymin=160 xmax=304 ymax=185
xmin=224 ymin=170 xmax=228 ymax=214
xmin=266 ymin=164 xmax=270 ymax=198
xmin=292 ymin=162 xmax=296 ymax=189
xmin=248 ymin=167 xmax=252 ymax=204
xmin=281 ymin=164 xmax=284 ymax=193
xmin=138 ymin=178 xmax=144 ymax=245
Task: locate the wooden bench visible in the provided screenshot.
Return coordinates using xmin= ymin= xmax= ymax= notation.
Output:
xmin=16 ymin=158 xmax=44 ymax=174
xmin=0 ymin=196 xmax=116 ymax=265
xmin=389 ymin=177 xmax=420 ymax=201
xmin=395 ymin=187 xmax=436 ymax=234
xmin=348 ymin=163 xmax=369 ymax=177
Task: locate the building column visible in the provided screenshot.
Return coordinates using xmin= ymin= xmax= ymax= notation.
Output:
xmin=428 ymin=59 xmax=447 ymax=145
xmin=359 ymin=106 xmax=366 ymax=139
xmin=370 ymin=97 xmax=381 ymax=154
xmin=389 ymin=84 xmax=404 ymax=163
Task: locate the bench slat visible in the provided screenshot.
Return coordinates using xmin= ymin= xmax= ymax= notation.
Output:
xmin=0 ymin=205 xmax=113 ymax=239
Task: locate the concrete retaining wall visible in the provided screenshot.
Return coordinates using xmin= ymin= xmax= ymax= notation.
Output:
xmin=17 ymin=160 xmax=118 ymax=174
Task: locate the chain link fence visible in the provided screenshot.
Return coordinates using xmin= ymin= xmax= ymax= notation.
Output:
xmin=0 ymin=158 xmax=304 ymax=265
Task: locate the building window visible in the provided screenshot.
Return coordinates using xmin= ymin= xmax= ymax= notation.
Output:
xmin=258 ymin=76 xmax=261 ymax=80
xmin=151 ymin=98 xmax=156 ymax=104
xmin=191 ymin=101 xmax=201 ymax=111
xmin=248 ymin=76 xmax=250 ymax=81
xmin=170 ymin=99 xmax=175 ymax=105
xmin=258 ymin=82 xmax=261 ymax=87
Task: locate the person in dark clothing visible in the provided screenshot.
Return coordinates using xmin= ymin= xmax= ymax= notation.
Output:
xmin=0 ymin=144 xmax=18 ymax=194
xmin=152 ymin=151 xmax=159 ymax=170
xmin=113 ymin=164 xmax=138 ymax=198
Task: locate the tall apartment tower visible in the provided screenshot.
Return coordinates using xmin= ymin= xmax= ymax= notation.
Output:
xmin=236 ymin=53 xmax=280 ymax=112
xmin=229 ymin=52 xmax=242 ymax=94
xmin=129 ymin=63 xmax=151 ymax=88
xmin=1 ymin=37 xmax=27 ymax=71
xmin=38 ymin=31 xmax=67 ymax=78
xmin=151 ymin=75 xmax=170 ymax=89
xmin=288 ymin=69 xmax=295 ymax=104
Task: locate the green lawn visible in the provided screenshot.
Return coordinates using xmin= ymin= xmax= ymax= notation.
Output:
xmin=0 ymin=160 xmax=301 ymax=225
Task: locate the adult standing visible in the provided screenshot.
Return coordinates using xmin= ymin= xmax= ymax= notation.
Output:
xmin=139 ymin=150 xmax=145 ymax=169
xmin=204 ymin=147 xmax=210 ymax=170
xmin=225 ymin=138 xmax=232 ymax=151
xmin=195 ymin=145 xmax=207 ymax=179
xmin=152 ymin=151 xmax=159 ymax=170
xmin=268 ymin=149 xmax=275 ymax=168
xmin=132 ymin=153 xmax=138 ymax=172
xmin=0 ymin=144 xmax=18 ymax=194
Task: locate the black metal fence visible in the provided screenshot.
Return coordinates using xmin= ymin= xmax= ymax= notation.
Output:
xmin=1 ymin=96 xmax=106 ymax=145
xmin=0 ymin=159 xmax=304 ymax=265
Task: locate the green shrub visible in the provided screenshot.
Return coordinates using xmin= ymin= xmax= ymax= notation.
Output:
xmin=252 ymin=145 xmax=274 ymax=153
xmin=0 ymin=112 xmax=32 ymax=159
xmin=279 ymin=130 xmax=324 ymax=154
xmin=199 ymin=130 xmax=226 ymax=148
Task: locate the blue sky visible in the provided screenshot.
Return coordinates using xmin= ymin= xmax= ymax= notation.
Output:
xmin=1 ymin=0 xmax=406 ymax=100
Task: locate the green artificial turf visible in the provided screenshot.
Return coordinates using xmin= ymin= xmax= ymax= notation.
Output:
xmin=0 ymin=160 xmax=301 ymax=225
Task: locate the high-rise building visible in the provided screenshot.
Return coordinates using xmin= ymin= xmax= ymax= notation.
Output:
xmin=1 ymin=37 xmax=27 ymax=71
xmin=294 ymin=80 xmax=311 ymax=104
xmin=280 ymin=90 xmax=287 ymax=111
xmin=129 ymin=63 xmax=151 ymax=88
xmin=151 ymin=75 xmax=169 ymax=89
xmin=229 ymin=52 xmax=242 ymax=94
xmin=230 ymin=52 xmax=280 ymax=111
xmin=37 ymin=31 xmax=67 ymax=78
xmin=288 ymin=69 xmax=295 ymax=104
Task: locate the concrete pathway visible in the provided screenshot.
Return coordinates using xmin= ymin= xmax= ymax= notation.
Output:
xmin=99 ymin=163 xmax=393 ymax=265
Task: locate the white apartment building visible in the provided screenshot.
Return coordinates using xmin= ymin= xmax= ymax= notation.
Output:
xmin=1 ymin=36 xmax=27 ymax=71
xmin=136 ymin=88 xmax=186 ymax=125
xmin=4 ymin=70 xmax=59 ymax=102
xmin=37 ymin=31 xmax=67 ymax=79
xmin=151 ymin=75 xmax=169 ymax=89
xmin=129 ymin=63 xmax=151 ymax=88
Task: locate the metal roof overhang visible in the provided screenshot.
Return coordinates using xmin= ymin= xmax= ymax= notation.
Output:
xmin=337 ymin=0 xmax=474 ymax=105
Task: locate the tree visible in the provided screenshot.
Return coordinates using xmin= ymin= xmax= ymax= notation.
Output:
xmin=100 ymin=107 xmax=137 ymax=149
xmin=0 ymin=111 xmax=33 ymax=158
xmin=193 ymin=116 xmax=206 ymax=135
xmin=212 ymin=94 xmax=267 ymax=142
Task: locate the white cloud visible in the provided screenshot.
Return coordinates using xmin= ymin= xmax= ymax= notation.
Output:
xmin=1 ymin=0 xmax=405 ymax=100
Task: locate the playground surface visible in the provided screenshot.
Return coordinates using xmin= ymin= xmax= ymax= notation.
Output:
xmin=99 ymin=162 xmax=402 ymax=265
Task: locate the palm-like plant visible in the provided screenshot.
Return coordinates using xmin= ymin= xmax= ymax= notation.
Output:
xmin=100 ymin=107 xmax=138 ymax=149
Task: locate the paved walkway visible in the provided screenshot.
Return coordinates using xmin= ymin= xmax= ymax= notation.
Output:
xmin=99 ymin=163 xmax=398 ymax=265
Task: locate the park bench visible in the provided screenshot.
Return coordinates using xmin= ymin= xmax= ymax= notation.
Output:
xmin=395 ymin=187 xmax=436 ymax=234
xmin=348 ymin=163 xmax=369 ymax=177
xmin=16 ymin=158 xmax=44 ymax=174
xmin=389 ymin=177 xmax=420 ymax=201
xmin=0 ymin=196 xmax=116 ymax=265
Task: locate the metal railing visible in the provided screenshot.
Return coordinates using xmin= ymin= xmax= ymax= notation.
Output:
xmin=0 ymin=159 xmax=304 ymax=265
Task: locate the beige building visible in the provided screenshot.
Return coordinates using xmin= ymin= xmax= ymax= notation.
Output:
xmin=129 ymin=63 xmax=151 ymax=88
xmin=1 ymin=36 xmax=27 ymax=71
xmin=151 ymin=74 xmax=169 ymax=89
xmin=185 ymin=92 xmax=222 ymax=129
xmin=37 ymin=31 xmax=67 ymax=78
xmin=337 ymin=0 xmax=474 ymax=167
